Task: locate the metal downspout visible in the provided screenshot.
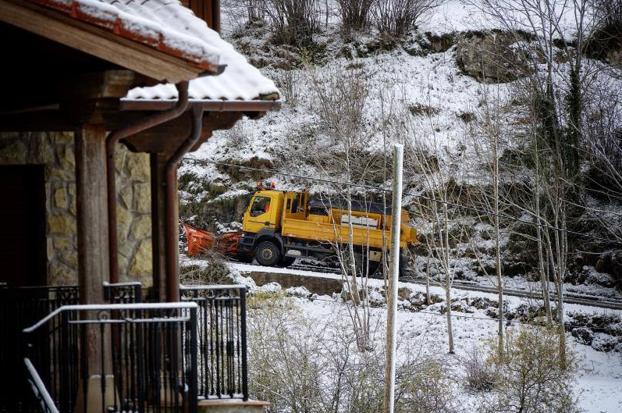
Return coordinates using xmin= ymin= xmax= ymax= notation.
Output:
xmin=106 ymin=82 xmax=190 ymax=283
xmin=164 ymin=104 xmax=204 ymax=302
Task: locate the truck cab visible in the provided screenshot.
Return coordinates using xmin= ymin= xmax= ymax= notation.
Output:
xmin=242 ymin=190 xmax=284 ymax=234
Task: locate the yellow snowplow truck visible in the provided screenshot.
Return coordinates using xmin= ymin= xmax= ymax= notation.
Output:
xmin=238 ymin=189 xmax=417 ymax=275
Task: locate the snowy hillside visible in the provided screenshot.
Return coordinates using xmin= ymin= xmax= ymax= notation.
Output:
xmin=179 ymin=1 xmax=622 ymax=411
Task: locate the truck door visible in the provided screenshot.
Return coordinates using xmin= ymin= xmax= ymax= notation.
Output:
xmin=243 ymin=195 xmax=274 ymax=233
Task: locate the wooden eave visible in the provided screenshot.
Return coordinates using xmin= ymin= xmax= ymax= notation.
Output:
xmin=120 ymin=99 xmax=282 ymax=113
xmin=0 ymin=0 xmax=220 ymax=83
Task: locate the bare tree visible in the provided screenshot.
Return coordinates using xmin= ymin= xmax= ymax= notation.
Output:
xmin=307 ymin=66 xmax=380 ymax=351
xmin=476 ymin=0 xmax=599 ymax=370
xmin=263 ymin=0 xmax=321 ymax=45
xmin=466 ymin=85 xmax=508 ymax=358
xmin=374 ymin=0 xmax=441 ymax=38
xmin=405 ymin=137 xmax=459 ymax=354
xmin=338 ymin=0 xmax=376 ymax=33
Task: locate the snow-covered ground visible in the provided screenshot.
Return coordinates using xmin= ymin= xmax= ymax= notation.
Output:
xmin=182 ymin=256 xmax=622 ymax=412
xmin=419 ymin=0 xmax=591 ymax=38
xmin=287 ymin=294 xmax=622 ymax=413
xmin=225 ymin=261 xmax=622 ymax=413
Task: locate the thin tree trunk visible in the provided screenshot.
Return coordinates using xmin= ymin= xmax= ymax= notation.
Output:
xmin=443 ymin=202 xmax=454 ymax=354
xmin=534 ymin=135 xmax=553 ymax=324
xmin=426 ymin=256 xmax=431 ymax=305
xmin=493 ymin=135 xmax=504 ymax=358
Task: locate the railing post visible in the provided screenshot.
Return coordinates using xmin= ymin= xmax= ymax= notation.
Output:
xmin=239 ymin=287 xmax=249 ymax=401
xmin=189 ymin=306 xmax=198 ymax=413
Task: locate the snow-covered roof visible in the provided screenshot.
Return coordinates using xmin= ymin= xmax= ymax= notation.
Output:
xmin=29 ymin=0 xmax=223 ymax=72
xmin=125 ymin=51 xmax=280 ymax=102
xmin=29 ymin=0 xmax=280 ymax=102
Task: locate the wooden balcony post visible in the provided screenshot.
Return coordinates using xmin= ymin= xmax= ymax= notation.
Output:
xmin=74 ymin=125 xmax=115 ymax=412
xmin=150 ymin=152 xmax=168 ymax=302
xmin=75 ymin=124 xmax=109 ymax=305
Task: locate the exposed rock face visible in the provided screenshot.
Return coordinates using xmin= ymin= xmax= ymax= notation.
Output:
xmin=596 ymin=250 xmax=622 ymax=289
xmin=586 ymin=25 xmax=622 ymax=69
xmin=455 ymin=30 xmax=533 ymax=83
xmin=0 ymin=132 xmax=152 ymax=287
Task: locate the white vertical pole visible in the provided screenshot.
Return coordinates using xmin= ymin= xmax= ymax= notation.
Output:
xmin=384 ymin=144 xmax=403 ymax=413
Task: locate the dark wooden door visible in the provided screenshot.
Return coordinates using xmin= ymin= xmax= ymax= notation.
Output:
xmin=0 ymin=165 xmax=47 ymax=286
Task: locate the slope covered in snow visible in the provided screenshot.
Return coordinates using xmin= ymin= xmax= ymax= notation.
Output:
xmin=180 ymin=2 xmax=622 ymax=409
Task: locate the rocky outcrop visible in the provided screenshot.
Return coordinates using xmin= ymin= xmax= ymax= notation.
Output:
xmin=455 ymin=30 xmax=534 ymax=83
xmin=586 ymin=24 xmax=622 ymax=69
xmin=596 ymin=250 xmax=622 ymax=289
xmin=566 ymin=312 xmax=622 ymax=353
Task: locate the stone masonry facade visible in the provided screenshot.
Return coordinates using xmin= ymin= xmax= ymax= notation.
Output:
xmin=0 ymin=132 xmax=153 ymax=287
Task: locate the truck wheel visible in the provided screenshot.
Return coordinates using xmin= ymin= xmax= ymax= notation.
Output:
xmin=255 ymin=241 xmax=281 ymax=267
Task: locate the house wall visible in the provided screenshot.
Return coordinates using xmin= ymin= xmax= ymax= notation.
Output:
xmin=0 ymin=132 xmax=153 ymax=287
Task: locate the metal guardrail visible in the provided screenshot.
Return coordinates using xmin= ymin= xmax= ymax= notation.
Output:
xmin=22 ymin=302 xmax=199 ymax=413
xmin=180 ymin=285 xmax=249 ymax=401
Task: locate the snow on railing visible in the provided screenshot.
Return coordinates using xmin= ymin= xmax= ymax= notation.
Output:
xmin=23 ymin=358 xmax=59 ymax=413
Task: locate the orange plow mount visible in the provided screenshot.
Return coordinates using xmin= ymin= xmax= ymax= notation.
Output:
xmin=182 ymin=223 xmax=242 ymax=257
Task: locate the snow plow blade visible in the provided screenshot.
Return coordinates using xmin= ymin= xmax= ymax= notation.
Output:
xmin=182 ymin=223 xmax=241 ymax=257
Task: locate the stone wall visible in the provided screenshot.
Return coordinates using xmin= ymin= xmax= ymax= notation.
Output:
xmin=0 ymin=132 xmax=153 ymax=287
xmin=113 ymin=145 xmax=153 ymax=285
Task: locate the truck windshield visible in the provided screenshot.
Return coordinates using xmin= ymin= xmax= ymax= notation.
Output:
xmin=250 ymin=196 xmax=271 ymax=217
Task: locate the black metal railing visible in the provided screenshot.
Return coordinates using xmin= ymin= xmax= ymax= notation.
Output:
xmin=22 ymin=302 xmax=199 ymax=413
xmin=103 ymin=281 xmax=143 ymax=304
xmin=1 ymin=282 xmax=142 ymax=412
xmin=1 ymin=285 xmax=79 ymax=413
xmin=180 ymin=285 xmax=249 ymax=401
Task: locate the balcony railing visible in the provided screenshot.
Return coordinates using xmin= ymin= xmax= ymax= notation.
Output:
xmin=103 ymin=281 xmax=143 ymax=304
xmin=22 ymin=302 xmax=199 ymax=413
xmin=1 ymin=283 xmax=142 ymax=413
xmin=180 ymin=285 xmax=249 ymax=401
xmin=1 ymin=285 xmax=80 ymax=413
xmin=2 ymin=283 xmax=250 ymax=412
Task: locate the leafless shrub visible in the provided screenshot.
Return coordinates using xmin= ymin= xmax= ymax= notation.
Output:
xmin=227 ymin=0 xmax=266 ymax=25
xmin=463 ymin=346 xmax=497 ymax=391
xmin=264 ymin=0 xmax=321 ymax=46
xmin=480 ymin=327 xmax=579 ymax=413
xmin=584 ymin=0 xmax=622 ymax=69
xmin=591 ymin=0 xmax=622 ymax=35
xmin=180 ymin=252 xmax=232 ymax=285
xmin=273 ymin=70 xmax=300 ymax=107
xmin=408 ymin=102 xmax=441 ymax=116
xmin=227 ymin=121 xmax=250 ymax=149
xmin=248 ymin=296 xmax=458 ymax=412
xmin=374 ymin=0 xmax=441 ymax=38
xmin=248 ymin=299 xmax=382 ymax=412
xmin=338 ymin=0 xmax=376 ymax=33
xmin=310 ymin=67 xmax=368 ymax=148
xmin=397 ymin=359 xmax=458 ymax=413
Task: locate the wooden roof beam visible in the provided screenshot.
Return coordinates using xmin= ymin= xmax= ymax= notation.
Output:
xmin=0 ymin=0 xmax=209 ymax=83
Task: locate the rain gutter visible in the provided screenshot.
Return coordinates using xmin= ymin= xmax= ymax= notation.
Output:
xmin=164 ymin=104 xmax=204 ymax=302
xmin=106 ymin=81 xmax=190 ymax=283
